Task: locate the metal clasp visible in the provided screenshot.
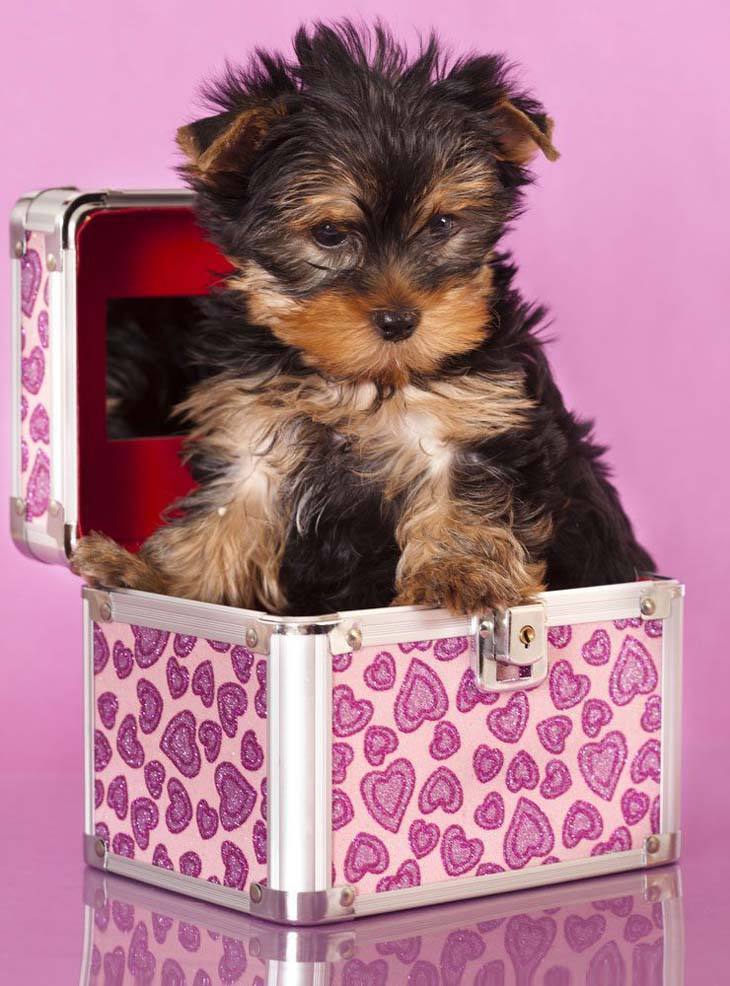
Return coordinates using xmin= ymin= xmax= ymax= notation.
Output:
xmin=471 ymin=602 xmax=547 ymax=692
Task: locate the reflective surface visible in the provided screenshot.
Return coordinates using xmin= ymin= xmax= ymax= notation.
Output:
xmin=2 ymin=769 xmax=729 ymax=983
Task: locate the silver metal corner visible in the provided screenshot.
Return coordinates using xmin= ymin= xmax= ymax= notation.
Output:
xmin=83 ymin=832 xmax=108 ymax=870
xmin=248 ymin=885 xmax=356 ymax=925
xmin=83 ymin=587 xmax=113 ymax=623
xmin=643 ymin=831 xmax=681 ymax=867
xmin=643 ymin=864 xmax=681 ymax=903
xmin=9 ymin=496 xmax=73 ymax=564
xmin=9 ymin=192 xmax=39 ymax=257
xmin=640 ymin=581 xmax=682 ymax=620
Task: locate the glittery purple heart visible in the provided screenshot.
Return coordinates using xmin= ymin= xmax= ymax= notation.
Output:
xmin=456 ymin=669 xmax=499 ymax=713
xmin=621 ymin=787 xmax=650 ymax=825
xmin=418 ymin=765 xmax=463 ymax=815
xmin=117 ymin=713 xmax=145 ymax=768
xmin=94 ymin=730 xmax=112 ymax=772
xmin=92 ymin=624 xmax=110 ymax=675
xmin=562 ymin=799 xmax=603 ymax=848
xmin=644 ymin=620 xmax=663 ymax=639
xmin=29 ymin=404 xmax=49 ymax=443
xmin=440 ymin=928 xmax=486 ymax=982
xmin=221 ymin=840 xmax=249 ymax=889
xmin=113 ymin=640 xmax=133 ymax=679
xmin=376 ymin=858 xmax=421 ymax=892
xmin=474 ymin=791 xmax=505 ymax=830
xmin=152 ymin=843 xmax=173 ymax=870
xmin=240 ymin=729 xmax=264 ymax=770
xmin=504 ymin=797 xmax=555 ymax=869
xmin=254 ymin=660 xmax=267 ymax=719
xmin=217 ymin=682 xmax=248 ymax=738
xmin=25 ymin=449 xmax=50 ymax=518
xmin=506 ymin=750 xmax=540 ymax=793
xmin=441 ymin=824 xmax=483 ymax=876
xmin=536 ymin=715 xmax=573 ymax=754
xmin=631 ymin=739 xmax=661 ymax=783
xmin=408 ymin=818 xmax=440 ymax=858
xmin=433 ymin=636 xmax=468 ymax=661
xmin=429 ymin=720 xmax=461 ymax=761
xmin=394 ymin=658 xmax=448 ymax=733
xmin=231 ymin=645 xmax=254 ymax=683
xmin=581 ymin=629 xmax=611 ymax=666
xmin=103 ymin=946 xmax=126 ymax=985
xmin=196 ymin=799 xmax=219 ymax=840
xmin=144 ymin=760 xmax=166 ymax=799
xmin=215 ymin=761 xmax=257 ymax=830
xmin=473 ymin=744 xmax=504 ymax=783
xmin=344 ymin=832 xmax=389 ymax=883
xmin=21 ymin=345 xmax=44 ymax=395
xmin=609 ymin=635 xmax=658 ymax=706
xmin=582 ymin=699 xmax=613 ymax=738
xmin=165 ymin=778 xmax=193 ymax=834
xmin=173 ymin=634 xmax=197 ymax=658
xmin=548 ymin=625 xmax=572 ymax=649
xmin=332 ymin=652 xmax=352 ymax=672
xmin=131 ymin=797 xmax=159 ymax=850
xmin=196 ymin=719 xmax=222 ymax=765
xmin=361 ymin=758 xmax=415 ymax=832
xmin=564 ymin=914 xmax=606 ymax=953
xmin=178 ymin=851 xmax=202 ymax=879
xmin=398 ymin=640 xmax=432 ymax=653
xmin=539 ymin=759 xmax=572 ymax=800
xmin=97 ymin=691 xmax=118 ymax=729
xmin=260 ymin=778 xmax=267 ymax=820
xmin=137 ymin=679 xmax=164 ymax=734
xmin=160 ymin=710 xmax=201 ymax=778
xmin=192 ymin=661 xmax=215 ymax=708
xmin=112 ymin=833 xmax=135 ymax=858
xmin=94 ymin=779 xmax=104 ymax=808
xmin=363 ymin=725 xmax=398 ymax=767
xmin=333 ymin=684 xmax=374 ymax=737
xmin=363 ymin=651 xmax=396 ymax=690
xmin=333 ymin=788 xmax=355 ymax=830
xmin=20 ymin=249 xmax=41 ymax=317
xmin=107 ymin=775 xmax=128 ymax=819
xmin=37 ymin=310 xmax=49 ymax=347
xmin=166 ymin=657 xmax=189 ymax=699
xmin=641 ymin=695 xmax=662 ymax=733
xmin=253 ymin=819 xmax=267 ymax=864
xmin=578 ymin=731 xmax=627 ymax=801
xmin=132 ymin=626 xmax=169 ymax=669
xmin=591 ymin=825 xmax=632 ymax=856
xmin=625 ymin=913 xmax=654 ymax=942
xmin=549 ymin=660 xmax=590 ymax=710
xmin=614 ymin=618 xmax=642 ymax=630
xmin=487 ymin=692 xmax=530 ymax=743
xmin=332 ymin=742 xmax=354 ymax=782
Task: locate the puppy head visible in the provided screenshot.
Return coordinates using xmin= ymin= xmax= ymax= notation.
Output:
xmin=178 ymin=22 xmax=558 ymax=386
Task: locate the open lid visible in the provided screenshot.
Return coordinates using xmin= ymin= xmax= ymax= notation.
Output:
xmin=10 ymin=188 xmax=230 ymax=564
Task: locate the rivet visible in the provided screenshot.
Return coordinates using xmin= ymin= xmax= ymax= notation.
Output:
xmin=340 ymin=886 xmax=355 ymax=908
xmin=99 ymin=601 xmax=112 ymax=622
xmin=640 ymin=597 xmax=656 ymax=617
xmin=345 ymin=627 xmax=362 ymax=651
xmin=339 ymin=941 xmax=356 ymax=960
xmin=646 ymin=835 xmax=661 ymax=855
xmin=519 ymin=625 xmax=536 ymax=646
xmin=49 ymin=500 xmax=59 ymax=517
xmin=250 ymin=882 xmax=263 ymax=904
xmin=14 ymin=497 xmax=25 ymax=516
xmin=94 ymin=838 xmax=106 ymax=859
xmin=14 ymin=239 xmax=24 ymax=258
xmin=46 ymin=253 xmax=57 ymax=272
xmin=245 ymin=627 xmax=258 ymax=649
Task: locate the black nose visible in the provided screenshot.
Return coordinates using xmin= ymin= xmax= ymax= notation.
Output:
xmin=370 ymin=308 xmax=420 ymax=342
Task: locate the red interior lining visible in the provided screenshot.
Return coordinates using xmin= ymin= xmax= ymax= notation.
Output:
xmin=76 ymin=206 xmax=230 ymax=549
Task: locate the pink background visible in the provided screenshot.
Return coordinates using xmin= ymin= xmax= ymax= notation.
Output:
xmin=1 ymin=1 xmax=729 ymax=980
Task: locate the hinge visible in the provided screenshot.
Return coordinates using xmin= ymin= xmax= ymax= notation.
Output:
xmin=471 ymin=602 xmax=548 ymax=692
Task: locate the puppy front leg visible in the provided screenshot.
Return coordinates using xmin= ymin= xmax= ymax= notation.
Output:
xmin=393 ymin=477 xmax=547 ymax=614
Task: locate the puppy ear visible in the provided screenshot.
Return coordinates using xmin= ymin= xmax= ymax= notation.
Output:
xmin=176 ymin=103 xmax=283 ymax=177
xmin=493 ymin=98 xmax=559 ymax=164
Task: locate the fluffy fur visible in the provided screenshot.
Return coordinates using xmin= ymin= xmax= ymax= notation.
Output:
xmin=72 ymin=21 xmax=654 ymax=614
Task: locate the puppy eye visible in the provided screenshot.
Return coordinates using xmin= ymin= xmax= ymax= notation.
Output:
xmin=311 ymin=221 xmax=348 ymax=248
xmin=426 ymin=213 xmax=457 ymax=238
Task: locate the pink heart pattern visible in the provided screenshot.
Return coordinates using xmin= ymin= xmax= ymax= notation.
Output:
xmin=333 ymin=617 xmax=662 ymax=892
xmin=93 ymin=621 xmax=266 ymax=889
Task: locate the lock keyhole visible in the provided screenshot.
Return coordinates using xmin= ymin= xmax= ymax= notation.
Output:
xmin=519 ymin=625 xmax=535 ymax=648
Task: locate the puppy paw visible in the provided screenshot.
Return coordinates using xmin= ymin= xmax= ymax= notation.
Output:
xmin=394 ymin=556 xmax=546 ymax=615
xmin=71 ymin=533 xmax=164 ymax=593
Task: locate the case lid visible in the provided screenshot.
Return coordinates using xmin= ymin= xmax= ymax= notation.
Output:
xmin=11 ymin=188 xmax=230 ymax=564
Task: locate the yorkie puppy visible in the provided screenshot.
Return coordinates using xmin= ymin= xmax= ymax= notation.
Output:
xmin=72 ymin=21 xmax=654 ymax=615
